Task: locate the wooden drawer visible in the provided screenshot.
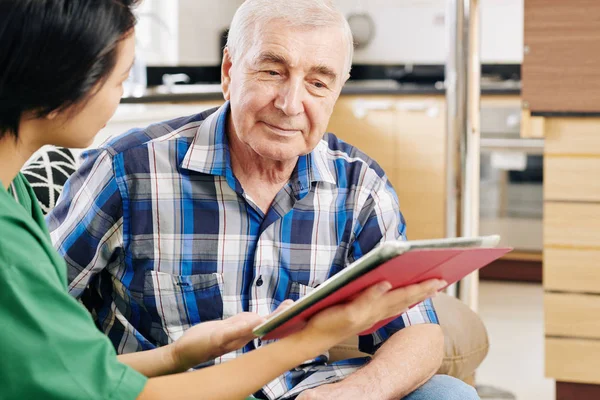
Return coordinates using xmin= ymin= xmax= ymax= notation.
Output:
xmin=545 ymin=248 xmax=600 ymax=293
xmin=545 ymin=293 xmax=600 ymax=339
xmin=545 ymin=156 xmax=600 ymax=202
xmin=544 ymin=202 xmax=600 ymax=248
xmin=546 ymin=338 xmax=600 ymax=384
xmin=545 ymin=118 xmax=600 ymax=156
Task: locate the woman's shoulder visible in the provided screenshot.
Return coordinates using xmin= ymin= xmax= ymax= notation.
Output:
xmin=0 ymin=187 xmax=56 ymax=268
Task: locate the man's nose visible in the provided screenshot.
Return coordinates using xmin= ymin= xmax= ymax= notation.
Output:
xmin=274 ymin=77 xmax=305 ymax=116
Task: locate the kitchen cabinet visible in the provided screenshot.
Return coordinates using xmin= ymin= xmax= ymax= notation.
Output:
xmin=327 ymin=95 xmax=447 ymax=241
xmin=522 ymin=0 xmax=600 ymax=113
xmin=538 ymin=117 xmax=600 ymax=394
xmin=546 ymin=338 xmax=600 ymax=386
xmin=545 ymin=292 xmax=600 ymax=339
xmin=545 ymin=247 xmax=600 ymax=294
xmin=523 ymin=2 xmax=600 ymax=392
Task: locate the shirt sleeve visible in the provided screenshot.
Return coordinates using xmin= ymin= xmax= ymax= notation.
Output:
xmin=46 ymin=148 xmax=124 ymax=298
xmin=348 ymin=174 xmax=439 ymax=355
xmin=0 ymin=226 xmax=147 ymax=400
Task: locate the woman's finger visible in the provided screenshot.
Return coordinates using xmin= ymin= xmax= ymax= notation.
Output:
xmin=268 ymin=299 xmax=295 ymax=318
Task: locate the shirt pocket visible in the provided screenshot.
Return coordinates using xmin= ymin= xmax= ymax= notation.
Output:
xmin=287 ymin=281 xmax=318 ymax=302
xmin=143 ymin=270 xmax=224 ymax=344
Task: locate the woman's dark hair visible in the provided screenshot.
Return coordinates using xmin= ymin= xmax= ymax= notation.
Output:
xmin=0 ymin=0 xmax=141 ymax=138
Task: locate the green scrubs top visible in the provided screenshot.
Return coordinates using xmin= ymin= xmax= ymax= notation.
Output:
xmin=0 ymin=173 xmax=147 ymax=399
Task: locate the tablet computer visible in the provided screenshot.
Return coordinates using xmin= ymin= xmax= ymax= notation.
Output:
xmin=253 ymin=235 xmax=509 ymax=340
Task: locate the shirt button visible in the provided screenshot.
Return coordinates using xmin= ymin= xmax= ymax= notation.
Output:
xmin=256 ymin=275 xmax=263 ymax=287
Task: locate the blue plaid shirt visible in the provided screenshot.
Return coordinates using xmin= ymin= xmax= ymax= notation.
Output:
xmin=48 ymin=102 xmax=438 ymax=399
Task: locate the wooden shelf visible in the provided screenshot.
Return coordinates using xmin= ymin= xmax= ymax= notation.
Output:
xmin=480 ymin=251 xmax=542 ymax=283
xmin=502 ymin=251 xmax=542 ymax=263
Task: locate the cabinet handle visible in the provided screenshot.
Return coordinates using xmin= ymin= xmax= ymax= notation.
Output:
xmin=352 ymin=99 xmax=440 ymax=119
xmin=352 ymin=99 xmax=394 ymax=119
xmin=395 ymin=101 xmax=440 ymax=117
xmin=480 ymin=138 xmax=544 ymax=154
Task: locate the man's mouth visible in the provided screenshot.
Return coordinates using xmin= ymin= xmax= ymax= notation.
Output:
xmin=262 ymin=121 xmax=300 ymax=136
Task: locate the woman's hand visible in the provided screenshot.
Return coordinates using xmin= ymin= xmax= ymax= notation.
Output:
xmin=301 ymin=279 xmax=445 ymax=346
xmin=170 ymin=300 xmax=294 ymax=371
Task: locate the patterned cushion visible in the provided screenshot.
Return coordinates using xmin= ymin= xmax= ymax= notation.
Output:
xmin=21 ymin=147 xmax=77 ymax=215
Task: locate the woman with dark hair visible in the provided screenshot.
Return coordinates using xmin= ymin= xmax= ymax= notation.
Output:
xmin=0 ymin=1 xmax=441 ymax=399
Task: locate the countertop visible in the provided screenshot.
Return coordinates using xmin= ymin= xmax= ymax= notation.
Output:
xmin=121 ymin=79 xmax=521 ymax=104
xmin=531 ymin=111 xmax=600 ymax=117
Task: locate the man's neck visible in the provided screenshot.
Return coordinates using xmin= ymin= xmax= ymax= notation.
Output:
xmin=227 ymin=131 xmax=298 ymax=213
xmin=0 ymin=133 xmax=38 ymax=189
xmin=228 ymin=130 xmax=297 ymax=185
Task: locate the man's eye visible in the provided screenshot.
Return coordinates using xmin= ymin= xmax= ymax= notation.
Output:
xmin=266 ymin=71 xmax=280 ymax=76
xmin=314 ymin=81 xmax=326 ymax=89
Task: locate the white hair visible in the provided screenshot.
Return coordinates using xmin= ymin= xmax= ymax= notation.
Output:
xmin=226 ymin=0 xmax=354 ymax=75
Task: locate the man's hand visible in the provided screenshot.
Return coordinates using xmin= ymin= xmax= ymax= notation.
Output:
xmin=170 ymin=300 xmax=294 ymax=371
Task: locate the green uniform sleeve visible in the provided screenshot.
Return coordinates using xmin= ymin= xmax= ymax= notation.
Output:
xmin=0 ymin=214 xmax=147 ymax=400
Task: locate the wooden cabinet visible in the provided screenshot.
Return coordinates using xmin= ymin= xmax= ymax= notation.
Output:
xmin=525 ymin=1 xmax=600 ymax=392
xmin=523 ymin=0 xmax=600 ymax=113
xmin=545 ymin=293 xmax=600 ymax=339
xmin=541 ymin=117 xmax=600 ymax=393
xmin=545 ymin=157 xmax=600 ymax=202
xmin=544 ymin=247 xmax=600 ymax=293
xmin=546 ymin=338 xmax=600 ymax=385
xmin=327 ymin=95 xmax=447 ymax=240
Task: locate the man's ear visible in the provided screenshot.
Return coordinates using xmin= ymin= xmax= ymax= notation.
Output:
xmin=343 ymin=73 xmax=351 ymax=86
xmin=221 ymin=47 xmax=234 ymax=101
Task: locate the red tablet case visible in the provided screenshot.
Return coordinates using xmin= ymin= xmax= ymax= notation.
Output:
xmin=262 ymin=246 xmax=512 ymax=340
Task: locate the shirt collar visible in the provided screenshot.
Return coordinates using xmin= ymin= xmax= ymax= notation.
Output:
xmin=181 ymin=101 xmax=232 ymax=177
xmin=181 ymin=101 xmax=337 ymax=186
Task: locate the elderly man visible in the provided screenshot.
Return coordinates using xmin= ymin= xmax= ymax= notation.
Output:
xmin=48 ymin=1 xmax=479 ymax=399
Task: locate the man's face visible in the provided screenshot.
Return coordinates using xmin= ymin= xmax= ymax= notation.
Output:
xmin=222 ymin=19 xmax=348 ymax=163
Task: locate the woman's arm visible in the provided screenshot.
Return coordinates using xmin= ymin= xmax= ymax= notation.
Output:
xmin=118 ymin=309 xmax=283 ymax=377
xmin=118 ymin=314 xmax=268 ymax=378
xmin=117 ymin=346 xmax=177 ymax=378
xmin=139 ymin=329 xmax=323 ymax=400
xmin=137 ymin=279 xmax=444 ymax=400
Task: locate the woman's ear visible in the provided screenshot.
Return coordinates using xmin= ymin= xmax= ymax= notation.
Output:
xmin=46 ymin=110 xmax=59 ymax=120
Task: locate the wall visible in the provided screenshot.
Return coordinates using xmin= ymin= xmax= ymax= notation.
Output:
xmin=139 ymin=0 xmax=523 ymax=66
xmin=177 ymin=0 xmax=243 ymax=65
xmin=336 ymin=0 xmax=524 ymax=64
xmin=136 ymin=0 xmax=242 ymax=66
